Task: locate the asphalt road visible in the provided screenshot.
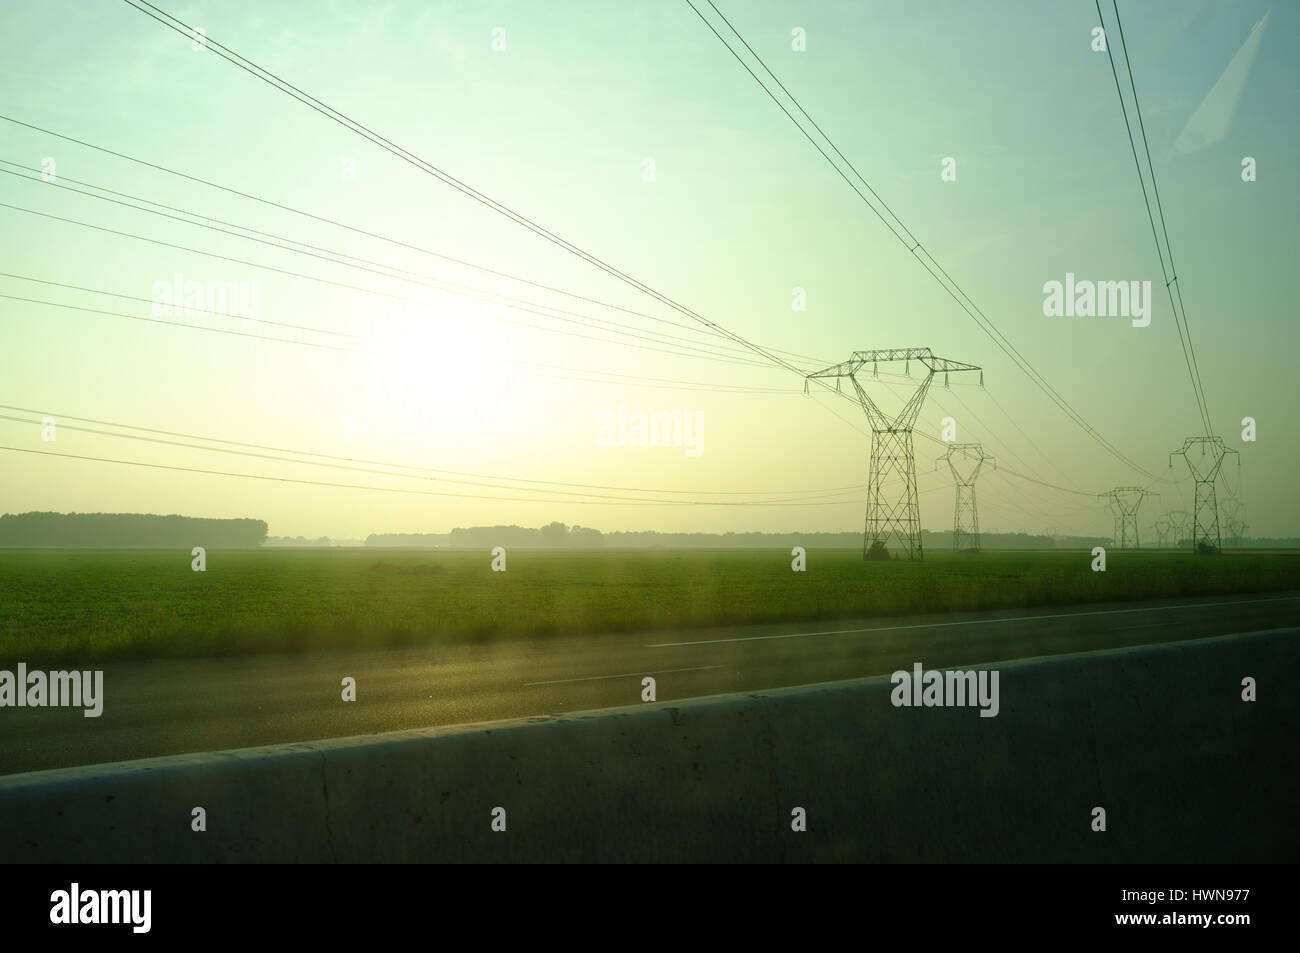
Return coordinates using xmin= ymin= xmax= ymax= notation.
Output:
xmin=2 ymin=590 xmax=1297 ymax=775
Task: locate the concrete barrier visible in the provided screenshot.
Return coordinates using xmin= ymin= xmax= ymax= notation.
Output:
xmin=1 ymin=629 xmax=1296 ymax=862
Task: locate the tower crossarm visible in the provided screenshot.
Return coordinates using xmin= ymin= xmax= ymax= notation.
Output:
xmin=1170 ymin=436 xmax=1239 ymax=483
xmin=936 ymin=443 xmax=995 ymax=484
xmin=806 ymin=348 xmax=982 ymax=380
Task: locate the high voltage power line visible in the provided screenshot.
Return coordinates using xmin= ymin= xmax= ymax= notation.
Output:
xmin=116 ymin=0 xmax=838 ymax=405
xmin=0 ymin=404 xmax=867 ymax=501
xmin=687 ymin=0 xmax=1163 ymax=483
xmin=0 ymin=160 xmax=810 ymax=367
xmin=0 ymin=444 xmax=888 ymax=507
xmin=0 ymin=270 xmax=806 ymax=394
xmin=0 ymin=291 xmax=361 ymax=353
xmin=0 ymin=198 xmax=773 ymax=369
xmin=0 ymin=113 xmax=834 ymax=362
xmin=0 ymin=3 xmax=1179 ymax=532
xmin=0 ymin=271 xmax=359 ymax=340
xmin=1095 ymin=0 xmax=1214 ymax=437
xmin=0 ymin=202 xmax=1109 ymax=514
xmin=114 ymin=0 xmax=1135 ymax=514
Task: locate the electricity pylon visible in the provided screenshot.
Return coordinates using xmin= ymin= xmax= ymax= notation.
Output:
xmin=1220 ymin=491 xmax=1246 ymax=548
xmin=1170 ymin=437 xmax=1238 ymax=553
xmin=1218 ymin=456 xmax=1246 ymax=548
xmin=1223 ymin=501 xmax=1247 ymax=548
xmin=936 ymin=443 xmax=995 ymax=552
xmin=1152 ymin=518 xmax=1172 ymax=547
xmin=1098 ymin=487 xmax=1157 ymax=550
xmin=1164 ymin=510 xmax=1192 ymax=548
xmin=806 ymin=348 xmax=982 ymax=561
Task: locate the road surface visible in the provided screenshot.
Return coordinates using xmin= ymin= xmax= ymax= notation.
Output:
xmin=1 ymin=590 xmax=1296 ymax=774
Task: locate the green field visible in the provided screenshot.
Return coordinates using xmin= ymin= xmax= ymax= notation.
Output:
xmin=2 ymin=547 xmax=1298 ymax=665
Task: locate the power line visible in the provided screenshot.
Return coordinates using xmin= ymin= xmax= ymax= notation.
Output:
xmin=0 ymin=168 xmax=787 ymax=369
xmin=0 ymin=403 xmax=866 ymax=500
xmin=28 ymin=3 xmax=1149 ymax=529
xmin=0 ymin=113 xmax=830 ymax=367
xmin=0 ymin=272 xmax=805 ymax=396
xmin=979 ymin=386 xmax=1089 ymax=493
xmin=689 ymin=0 xmax=1161 ymax=481
xmin=0 ymin=291 xmax=359 ymax=353
xmin=516 ymin=362 xmax=801 ymax=394
xmin=1096 ymin=0 xmax=1213 ymax=436
xmin=0 ymin=201 xmax=771 ymax=370
xmin=853 ymin=369 xmax=1097 ymax=505
xmin=118 ymin=0 xmax=841 ymax=408
xmin=0 ymin=271 xmax=359 ymax=339
xmin=1 ymin=160 xmax=810 ymax=366
xmin=0 ymin=444 xmax=882 ymax=507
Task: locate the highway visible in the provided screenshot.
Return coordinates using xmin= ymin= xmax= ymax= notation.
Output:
xmin=1 ymin=590 xmax=1296 ymax=775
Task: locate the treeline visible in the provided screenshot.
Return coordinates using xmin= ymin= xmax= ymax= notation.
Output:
xmin=368 ymin=523 xmax=602 ymax=548
xmin=603 ymin=530 xmax=1090 ymax=549
xmin=1224 ymin=537 xmax=1300 ymax=549
xmin=366 ymin=533 xmax=451 ymax=547
xmin=359 ymin=523 xmax=1300 ymax=551
xmin=265 ymin=536 xmax=366 ymax=547
xmin=919 ymin=531 xmax=1098 ymax=550
xmin=365 ymin=525 xmax=1107 ymax=550
xmin=0 ymin=512 xmax=268 ymax=548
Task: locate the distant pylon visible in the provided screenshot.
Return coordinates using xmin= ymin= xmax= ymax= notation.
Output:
xmin=1218 ymin=455 xmax=1246 ymax=549
xmin=1152 ymin=518 xmax=1172 ymax=547
xmin=1220 ymin=496 xmax=1247 ymax=548
xmin=1098 ymin=487 xmax=1158 ymax=550
xmin=1224 ymin=507 xmax=1247 ymax=547
xmin=1170 ymin=437 xmax=1238 ymax=553
xmin=936 ymin=443 xmax=995 ymax=552
xmin=1164 ymin=510 xmax=1192 ymax=547
xmin=806 ymin=348 xmax=982 ymax=561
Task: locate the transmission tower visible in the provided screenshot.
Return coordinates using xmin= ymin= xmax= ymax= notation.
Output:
xmin=1152 ymin=518 xmax=1172 ymax=548
xmin=1218 ymin=456 xmax=1246 ymax=548
xmin=935 ymin=443 xmax=995 ymax=552
xmin=1169 ymin=437 xmax=1238 ymax=553
xmin=1223 ymin=502 xmax=1247 ymax=548
xmin=807 ymin=348 xmax=982 ymax=561
xmin=1098 ymin=487 xmax=1157 ymax=551
xmin=1220 ymin=492 xmax=1246 ymax=548
xmin=1164 ymin=510 xmax=1192 ymax=548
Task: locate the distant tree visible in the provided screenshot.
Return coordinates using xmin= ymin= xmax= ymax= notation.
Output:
xmin=540 ymin=521 xmax=569 ymax=546
xmin=0 ymin=512 xmax=267 ymax=547
xmin=569 ymin=525 xmax=603 ymax=546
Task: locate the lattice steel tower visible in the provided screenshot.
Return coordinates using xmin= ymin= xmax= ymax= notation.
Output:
xmin=1218 ymin=456 xmax=1246 ymax=548
xmin=1098 ymin=487 xmax=1157 ymax=550
xmin=1170 ymin=437 xmax=1238 ymax=553
xmin=807 ymin=348 xmax=982 ymax=561
xmin=936 ymin=443 xmax=995 ymax=552
xmin=1164 ymin=510 xmax=1192 ymax=548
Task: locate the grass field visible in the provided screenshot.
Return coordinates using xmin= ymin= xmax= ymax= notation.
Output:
xmin=2 ymin=547 xmax=1298 ymax=665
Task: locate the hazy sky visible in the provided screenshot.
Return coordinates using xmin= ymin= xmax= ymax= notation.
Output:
xmin=1 ymin=0 xmax=1294 ymax=539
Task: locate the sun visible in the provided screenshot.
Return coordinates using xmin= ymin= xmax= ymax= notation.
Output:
xmin=368 ymin=304 xmax=508 ymax=437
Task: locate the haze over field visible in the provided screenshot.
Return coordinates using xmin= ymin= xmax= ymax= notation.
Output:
xmin=1 ymin=0 xmax=1294 ymax=541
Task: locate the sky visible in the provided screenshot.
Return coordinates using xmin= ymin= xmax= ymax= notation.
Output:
xmin=0 ymin=0 xmax=1295 ymax=540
